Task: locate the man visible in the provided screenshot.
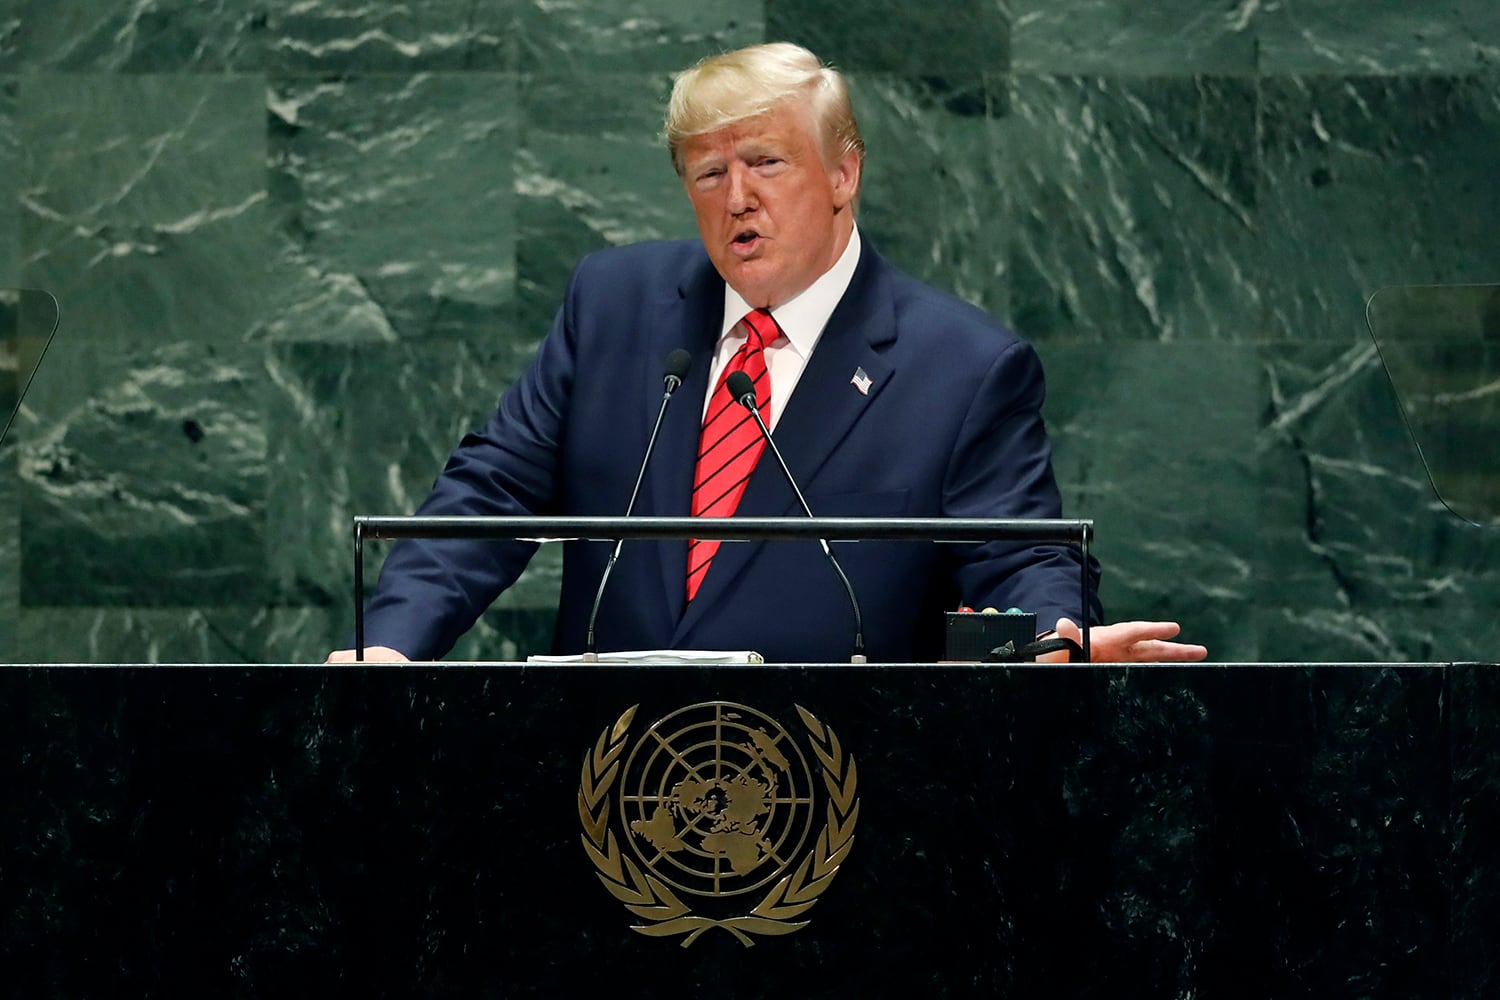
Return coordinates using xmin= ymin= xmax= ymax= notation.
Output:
xmin=330 ymin=43 xmax=1205 ymax=664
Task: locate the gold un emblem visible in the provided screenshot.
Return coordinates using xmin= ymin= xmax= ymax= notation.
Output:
xmin=579 ymin=701 xmax=860 ymax=947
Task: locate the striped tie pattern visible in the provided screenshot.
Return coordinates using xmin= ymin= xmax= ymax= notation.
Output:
xmin=686 ymin=309 xmax=776 ymax=601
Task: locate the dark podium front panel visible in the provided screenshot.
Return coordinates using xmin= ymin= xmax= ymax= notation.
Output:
xmin=2 ymin=662 xmax=1495 ymax=997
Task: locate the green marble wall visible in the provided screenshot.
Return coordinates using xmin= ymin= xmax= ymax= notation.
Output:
xmin=1 ymin=1 xmax=1497 ymax=663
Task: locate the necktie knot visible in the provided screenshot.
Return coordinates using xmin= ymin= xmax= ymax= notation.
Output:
xmin=739 ymin=308 xmax=777 ymax=353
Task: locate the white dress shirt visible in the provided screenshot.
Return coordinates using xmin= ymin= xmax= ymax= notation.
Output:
xmin=702 ymin=227 xmax=863 ymax=431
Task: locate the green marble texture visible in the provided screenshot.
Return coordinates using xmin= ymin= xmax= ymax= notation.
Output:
xmin=0 ymin=15 xmax=18 ymax=73
xmin=521 ymin=0 xmax=761 ymax=73
xmin=1007 ymin=75 xmax=1262 ymax=342
xmin=515 ymin=72 xmax=693 ymax=337
xmin=7 ymin=0 xmax=264 ymax=72
xmin=1259 ymin=0 xmax=1500 ymax=73
xmin=854 ymin=74 xmax=1011 ymax=318
xmin=16 ymin=606 xmax=266 ymax=662
xmin=0 ymin=81 xmax=15 ymax=285
xmin=1009 ymin=0 xmax=1500 ymax=75
xmin=19 ymin=339 xmax=268 ymax=607
xmin=1256 ymin=341 xmax=1500 ymax=661
xmin=1259 ymin=74 xmax=1500 ymax=341
xmin=267 ymin=0 xmax=516 ymax=72
xmin=262 ymin=74 xmax=519 ymax=343
xmin=0 ymin=0 xmax=1498 ymax=663
xmin=1010 ymin=0 xmax=1259 ymax=74
xmin=19 ymin=74 xmax=269 ymax=347
xmin=768 ymin=0 xmax=1008 ymax=73
xmin=0 ymin=379 xmax=14 ymax=655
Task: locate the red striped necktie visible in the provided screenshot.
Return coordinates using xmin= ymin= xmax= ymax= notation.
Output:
xmin=686 ymin=308 xmax=777 ymax=602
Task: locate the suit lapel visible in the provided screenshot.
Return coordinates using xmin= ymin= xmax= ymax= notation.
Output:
xmin=644 ymin=257 xmax=724 ymax=622
xmin=672 ymin=246 xmax=898 ymax=642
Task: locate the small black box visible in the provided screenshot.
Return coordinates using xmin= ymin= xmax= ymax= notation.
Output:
xmin=944 ymin=611 xmax=1038 ymax=661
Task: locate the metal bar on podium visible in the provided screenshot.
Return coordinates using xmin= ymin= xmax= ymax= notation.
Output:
xmin=351 ymin=515 xmax=1094 ymax=662
xmin=353 ymin=519 xmax=366 ymax=659
xmin=1078 ymin=520 xmax=1092 ymax=663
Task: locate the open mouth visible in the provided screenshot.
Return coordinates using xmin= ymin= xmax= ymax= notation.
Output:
xmin=731 ymin=230 xmax=762 ymax=253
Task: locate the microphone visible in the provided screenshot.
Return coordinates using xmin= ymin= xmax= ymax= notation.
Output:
xmin=583 ymin=349 xmax=693 ymax=661
xmin=726 ymin=370 xmax=868 ymax=663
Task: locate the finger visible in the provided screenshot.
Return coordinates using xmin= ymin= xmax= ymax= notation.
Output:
xmin=1112 ymin=620 xmax=1185 ymax=644
xmin=326 ymin=646 xmax=410 ymax=663
xmin=1128 ymin=640 xmax=1208 ymax=663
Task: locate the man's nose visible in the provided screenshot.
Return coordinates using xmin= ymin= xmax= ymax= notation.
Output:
xmin=726 ymin=166 xmax=757 ymax=214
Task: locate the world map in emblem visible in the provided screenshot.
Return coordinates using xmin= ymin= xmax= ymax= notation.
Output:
xmin=619 ymin=702 xmax=817 ymax=897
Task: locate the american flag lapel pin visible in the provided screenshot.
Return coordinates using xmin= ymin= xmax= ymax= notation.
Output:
xmin=850 ymin=366 xmax=873 ymax=395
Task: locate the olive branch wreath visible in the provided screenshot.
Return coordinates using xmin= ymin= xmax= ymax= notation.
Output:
xmin=578 ymin=703 xmax=859 ymax=948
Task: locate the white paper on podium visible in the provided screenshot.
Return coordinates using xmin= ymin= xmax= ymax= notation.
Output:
xmin=525 ymin=649 xmax=764 ymax=665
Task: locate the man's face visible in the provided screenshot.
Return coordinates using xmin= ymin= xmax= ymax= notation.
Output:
xmin=679 ymin=101 xmax=861 ymax=309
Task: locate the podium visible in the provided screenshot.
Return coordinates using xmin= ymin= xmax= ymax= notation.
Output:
xmin=2 ymin=660 xmax=1495 ymax=996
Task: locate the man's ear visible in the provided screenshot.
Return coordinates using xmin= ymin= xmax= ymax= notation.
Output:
xmin=830 ymin=151 xmax=862 ymax=212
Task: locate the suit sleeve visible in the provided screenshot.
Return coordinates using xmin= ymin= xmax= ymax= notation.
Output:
xmin=943 ymin=339 xmax=1103 ymax=630
xmin=356 ymin=268 xmax=585 ymax=660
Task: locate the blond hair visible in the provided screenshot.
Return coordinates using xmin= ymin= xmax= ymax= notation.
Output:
xmin=665 ymin=42 xmax=865 ymax=175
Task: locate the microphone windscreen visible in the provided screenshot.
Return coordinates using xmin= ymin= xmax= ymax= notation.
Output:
xmin=664 ymin=349 xmax=692 ymax=381
xmin=726 ymin=370 xmax=756 ymax=405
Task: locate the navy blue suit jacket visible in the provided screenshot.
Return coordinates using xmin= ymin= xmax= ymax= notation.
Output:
xmin=362 ymin=239 xmax=1099 ymax=662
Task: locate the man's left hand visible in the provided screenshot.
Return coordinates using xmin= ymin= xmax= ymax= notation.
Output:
xmin=1045 ymin=618 xmax=1208 ymax=663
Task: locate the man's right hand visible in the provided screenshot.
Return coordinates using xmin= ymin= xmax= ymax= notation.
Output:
xmin=326 ymin=646 xmax=411 ymax=663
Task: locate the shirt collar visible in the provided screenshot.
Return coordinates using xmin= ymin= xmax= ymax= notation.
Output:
xmin=720 ymin=226 xmax=863 ymax=358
